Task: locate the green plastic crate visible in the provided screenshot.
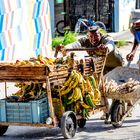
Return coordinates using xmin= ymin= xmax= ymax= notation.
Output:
xmin=0 ymin=97 xmax=49 ymax=123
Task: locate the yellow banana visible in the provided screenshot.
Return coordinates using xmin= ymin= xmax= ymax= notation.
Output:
xmin=85 ymin=94 xmax=96 ymax=108
xmin=94 ymin=88 xmax=101 ymax=100
xmin=68 ymin=88 xmax=75 ymax=100
xmin=71 ymin=77 xmax=79 ymax=89
xmin=79 ymin=82 xmax=85 ymax=95
xmin=88 ymin=91 xmax=94 ymax=99
xmin=78 ymin=72 xmax=84 ymax=83
xmin=13 ymin=89 xmax=23 ymax=96
xmin=28 ymin=91 xmax=35 ymax=96
xmin=88 ymin=75 xmax=97 ymax=89
xmin=85 ymin=77 xmax=93 ymax=92
xmin=80 ymin=102 xmax=92 ymax=109
xmin=59 ymin=86 xmax=72 ymax=96
xmin=73 ymin=87 xmax=83 ymax=102
xmin=59 ymin=73 xmax=78 ymax=96
xmin=75 ymin=102 xmax=81 ymax=111
xmin=68 ymin=72 xmax=79 ymax=88
xmin=63 ymin=70 xmax=75 ymax=86
xmin=93 ymin=99 xmax=100 ymax=104
xmin=78 ymin=73 xmax=85 ymax=94
xmin=21 ymin=84 xmax=29 ymax=91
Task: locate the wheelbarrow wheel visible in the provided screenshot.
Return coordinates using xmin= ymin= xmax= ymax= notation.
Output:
xmin=61 ymin=111 xmax=77 ymax=139
xmin=77 ymin=119 xmax=86 ymax=128
xmin=111 ymin=100 xmax=125 ymax=128
xmin=0 ymin=125 xmax=8 ymax=136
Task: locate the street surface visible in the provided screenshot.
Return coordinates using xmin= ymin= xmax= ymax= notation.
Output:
xmin=1 ymin=33 xmax=140 ymax=139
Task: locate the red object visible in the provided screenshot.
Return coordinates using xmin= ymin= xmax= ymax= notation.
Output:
xmin=16 ymin=60 xmax=20 ymax=63
xmin=40 ymin=60 xmax=45 ymax=64
xmin=133 ymin=22 xmax=140 ymax=27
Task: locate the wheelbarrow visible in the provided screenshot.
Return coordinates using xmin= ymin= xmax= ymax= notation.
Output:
xmin=104 ymin=66 xmax=140 ymax=128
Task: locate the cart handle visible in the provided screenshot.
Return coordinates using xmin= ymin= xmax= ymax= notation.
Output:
xmin=54 ymin=48 xmax=108 ymax=58
xmin=65 ymin=48 xmax=97 ymax=51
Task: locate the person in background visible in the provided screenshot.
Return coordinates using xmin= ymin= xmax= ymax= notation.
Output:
xmin=55 ymin=26 xmax=124 ymax=121
xmin=126 ymin=19 xmax=140 ymax=67
xmin=126 ymin=20 xmax=140 ymax=117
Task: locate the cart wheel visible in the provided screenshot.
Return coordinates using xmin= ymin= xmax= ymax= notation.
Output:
xmin=77 ymin=119 xmax=86 ymax=128
xmin=111 ymin=100 xmax=125 ymax=128
xmin=0 ymin=125 xmax=8 ymax=136
xmin=61 ymin=111 xmax=77 ymax=139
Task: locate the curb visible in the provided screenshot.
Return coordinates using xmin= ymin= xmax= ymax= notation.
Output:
xmin=114 ymin=40 xmax=133 ymax=44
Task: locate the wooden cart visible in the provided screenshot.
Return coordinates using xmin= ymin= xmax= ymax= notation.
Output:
xmin=0 ymin=48 xmax=108 ymax=139
xmin=105 ymin=66 xmax=140 ymax=128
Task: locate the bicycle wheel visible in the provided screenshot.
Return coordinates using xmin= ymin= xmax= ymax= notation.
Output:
xmin=74 ymin=21 xmax=81 ymax=34
xmin=95 ymin=21 xmax=106 ymax=30
xmin=56 ymin=20 xmax=65 ymax=36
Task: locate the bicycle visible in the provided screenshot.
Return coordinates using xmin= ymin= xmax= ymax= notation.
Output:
xmin=74 ymin=16 xmax=106 ymax=34
xmin=56 ymin=14 xmax=106 ymax=36
xmin=56 ymin=13 xmax=81 ymax=36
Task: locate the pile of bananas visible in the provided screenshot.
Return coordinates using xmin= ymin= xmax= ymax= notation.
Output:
xmin=58 ymin=69 xmax=101 ymax=119
xmin=7 ymin=82 xmax=46 ymax=102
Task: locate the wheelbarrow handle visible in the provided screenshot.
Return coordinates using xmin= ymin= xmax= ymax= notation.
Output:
xmin=127 ymin=61 xmax=131 ymax=67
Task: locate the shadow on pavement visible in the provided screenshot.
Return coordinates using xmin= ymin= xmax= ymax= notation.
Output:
xmin=124 ymin=118 xmax=140 ymax=124
xmin=1 ymin=126 xmax=64 ymax=140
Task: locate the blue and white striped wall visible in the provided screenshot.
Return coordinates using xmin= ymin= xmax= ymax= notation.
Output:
xmin=0 ymin=0 xmax=52 ymax=61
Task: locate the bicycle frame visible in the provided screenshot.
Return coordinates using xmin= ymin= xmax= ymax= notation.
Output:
xmin=75 ymin=18 xmax=96 ymax=33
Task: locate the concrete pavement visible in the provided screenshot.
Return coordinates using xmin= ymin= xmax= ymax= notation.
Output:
xmin=109 ymin=29 xmax=134 ymax=43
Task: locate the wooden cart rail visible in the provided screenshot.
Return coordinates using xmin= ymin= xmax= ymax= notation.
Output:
xmin=49 ymin=56 xmax=106 ymax=85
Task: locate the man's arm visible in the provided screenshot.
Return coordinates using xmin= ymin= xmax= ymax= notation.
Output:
xmin=105 ymin=40 xmax=115 ymax=53
xmin=126 ymin=39 xmax=138 ymax=61
xmin=65 ymin=36 xmax=88 ymax=49
xmin=65 ymin=41 xmax=82 ymax=49
xmin=131 ymin=39 xmax=139 ymax=54
xmin=95 ymin=36 xmax=115 ymax=54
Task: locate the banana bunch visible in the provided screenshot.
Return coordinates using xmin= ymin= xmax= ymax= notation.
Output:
xmin=87 ymin=75 xmax=101 ymax=104
xmin=67 ymin=86 xmax=83 ymax=104
xmin=55 ymin=69 xmax=101 ymax=119
xmin=84 ymin=93 xmax=96 ymax=108
xmin=12 ymin=82 xmax=46 ymax=102
xmin=58 ymin=70 xmax=83 ymax=96
xmin=93 ymin=88 xmax=101 ymax=104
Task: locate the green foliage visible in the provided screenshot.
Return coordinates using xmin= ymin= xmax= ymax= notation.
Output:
xmin=52 ymin=32 xmax=77 ymax=50
xmin=62 ymin=32 xmax=77 ymax=46
xmin=52 ymin=36 xmax=63 ymax=50
xmin=99 ymin=28 xmax=107 ymax=35
xmin=116 ymin=40 xmax=128 ymax=48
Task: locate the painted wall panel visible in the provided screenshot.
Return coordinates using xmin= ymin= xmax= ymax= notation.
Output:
xmin=0 ymin=0 xmax=52 ymax=61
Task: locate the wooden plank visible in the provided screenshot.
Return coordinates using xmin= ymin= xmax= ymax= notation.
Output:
xmin=0 ymin=71 xmax=45 ymax=76
xmin=49 ymin=71 xmax=69 ymax=77
xmin=0 ymin=76 xmax=46 ymax=82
